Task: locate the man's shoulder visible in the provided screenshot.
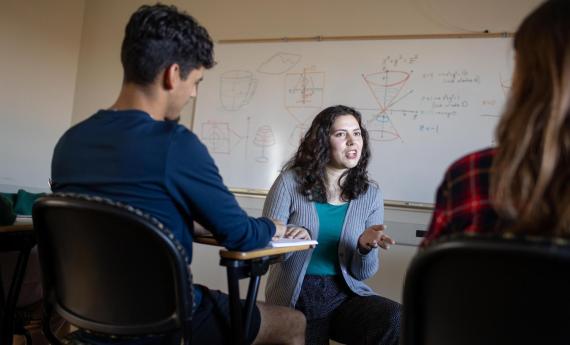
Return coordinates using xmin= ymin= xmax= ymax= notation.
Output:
xmin=168 ymin=125 xmax=205 ymax=152
xmin=64 ymin=111 xmax=99 ymax=132
xmin=55 ymin=112 xmax=102 ymax=145
xmin=164 ymin=125 xmax=216 ymax=171
xmin=170 ymin=123 xmax=198 ymax=140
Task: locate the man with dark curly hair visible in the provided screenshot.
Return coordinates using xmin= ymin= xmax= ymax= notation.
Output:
xmin=51 ymin=4 xmax=305 ymax=345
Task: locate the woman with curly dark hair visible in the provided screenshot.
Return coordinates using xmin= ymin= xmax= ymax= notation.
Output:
xmin=263 ymin=105 xmax=401 ymax=345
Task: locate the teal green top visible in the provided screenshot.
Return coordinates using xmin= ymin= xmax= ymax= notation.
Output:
xmin=306 ymin=202 xmax=349 ymax=276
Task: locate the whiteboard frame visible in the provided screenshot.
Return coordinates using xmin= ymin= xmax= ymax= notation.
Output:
xmin=218 ymin=32 xmax=513 ymax=44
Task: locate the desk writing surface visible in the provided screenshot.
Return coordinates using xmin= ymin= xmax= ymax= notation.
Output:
xmin=194 ymin=37 xmax=513 ymax=204
xmin=194 ymin=235 xmax=312 ymax=260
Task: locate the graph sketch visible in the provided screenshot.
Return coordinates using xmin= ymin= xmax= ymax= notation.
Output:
xmin=360 ymin=108 xmax=402 ymax=142
xmin=253 ymin=125 xmax=276 ymax=163
xmin=219 ymin=70 xmax=258 ymax=111
xmin=361 ymin=69 xmax=414 ymax=141
xmin=258 ymin=52 xmax=302 ymax=75
xmin=285 ymin=67 xmax=325 ymax=125
xmin=201 ymin=121 xmax=245 ymax=154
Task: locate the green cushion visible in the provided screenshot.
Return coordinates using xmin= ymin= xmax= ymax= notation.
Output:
xmin=0 ymin=194 xmax=17 ymax=225
xmin=14 ymin=189 xmax=46 ymax=216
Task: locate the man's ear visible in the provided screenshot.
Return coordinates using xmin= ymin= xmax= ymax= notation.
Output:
xmin=162 ymin=64 xmax=180 ymax=90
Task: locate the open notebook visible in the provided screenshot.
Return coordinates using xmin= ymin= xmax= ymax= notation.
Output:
xmin=268 ymin=238 xmax=318 ymax=248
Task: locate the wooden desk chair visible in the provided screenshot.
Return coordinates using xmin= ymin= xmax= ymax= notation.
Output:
xmin=0 ymin=223 xmax=36 ymax=345
xmin=401 ymin=233 xmax=570 ymax=345
xmin=32 ymin=194 xmax=194 ymax=345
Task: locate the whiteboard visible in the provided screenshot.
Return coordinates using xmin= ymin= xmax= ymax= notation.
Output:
xmin=193 ymin=37 xmax=513 ymax=205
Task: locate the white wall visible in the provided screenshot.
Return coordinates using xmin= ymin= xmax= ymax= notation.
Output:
xmin=0 ymin=0 xmax=85 ymax=192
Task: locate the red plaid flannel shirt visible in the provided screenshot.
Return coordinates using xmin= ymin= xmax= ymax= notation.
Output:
xmin=421 ymin=148 xmax=499 ymax=247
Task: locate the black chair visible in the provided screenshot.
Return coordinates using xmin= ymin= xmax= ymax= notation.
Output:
xmin=32 ymin=194 xmax=193 ymax=345
xmin=0 ymin=226 xmax=36 ymax=345
xmin=402 ymin=233 xmax=570 ymax=345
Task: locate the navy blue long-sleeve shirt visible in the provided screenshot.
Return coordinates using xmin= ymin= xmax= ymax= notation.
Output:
xmin=51 ymin=109 xmax=275 ymax=306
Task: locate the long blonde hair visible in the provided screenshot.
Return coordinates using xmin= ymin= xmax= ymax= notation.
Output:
xmin=491 ymin=0 xmax=570 ymax=236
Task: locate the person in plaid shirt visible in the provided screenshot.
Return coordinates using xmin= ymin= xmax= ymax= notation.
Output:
xmin=422 ymin=0 xmax=570 ymax=247
xmin=421 ymin=148 xmax=501 ymax=247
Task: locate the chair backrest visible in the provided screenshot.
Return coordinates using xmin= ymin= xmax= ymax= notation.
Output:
xmin=402 ymin=234 xmax=570 ymax=345
xmin=32 ymin=194 xmax=193 ymax=342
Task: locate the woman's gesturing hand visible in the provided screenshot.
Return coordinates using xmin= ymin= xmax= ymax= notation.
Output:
xmin=357 ymin=224 xmax=395 ymax=254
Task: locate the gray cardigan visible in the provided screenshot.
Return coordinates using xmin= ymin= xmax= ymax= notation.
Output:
xmin=263 ymin=169 xmax=384 ymax=307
